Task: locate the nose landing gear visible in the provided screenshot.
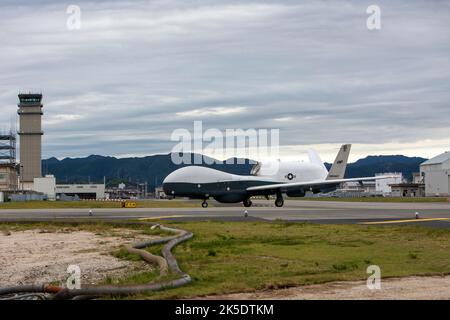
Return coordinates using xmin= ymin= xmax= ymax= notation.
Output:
xmin=201 ymin=200 xmax=208 ymax=208
xmin=275 ymin=193 xmax=284 ymax=207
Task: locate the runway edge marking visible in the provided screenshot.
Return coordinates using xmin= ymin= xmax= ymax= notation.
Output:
xmin=360 ymin=217 xmax=450 ymax=225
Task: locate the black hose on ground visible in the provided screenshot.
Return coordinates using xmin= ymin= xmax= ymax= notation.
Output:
xmin=0 ymin=284 xmax=60 ymax=296
xmin=0 ymin=221 xmax=193 ymax=300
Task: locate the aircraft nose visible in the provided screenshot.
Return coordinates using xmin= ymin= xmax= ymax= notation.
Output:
xmin=162 ymin=180 xmax=174 ymax=196
xmin=162 ymin=170 xmax=179 ymax=196
xmin=162 ymin=177 xmax=171 ymax=193
xmin=163 ymin=171 xmax=176 ymax=183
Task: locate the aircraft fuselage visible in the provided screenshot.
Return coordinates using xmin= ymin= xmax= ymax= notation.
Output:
xmin=162 ymin=164 xmax=336 ymax=205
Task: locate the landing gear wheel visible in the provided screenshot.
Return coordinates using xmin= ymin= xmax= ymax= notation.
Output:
xmin=275 ymin=197 xmax=284 ymax=207
xmin=243 ymin=199 xmax=252 ymax=207
xmin=202 ymin=201 xmax=208 ymax=208
xmin=244 ymin=210 xmax=249 ymax=218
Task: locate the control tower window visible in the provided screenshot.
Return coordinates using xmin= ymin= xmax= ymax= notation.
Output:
xmin=21 ymin=98 xmax=41 ymax=103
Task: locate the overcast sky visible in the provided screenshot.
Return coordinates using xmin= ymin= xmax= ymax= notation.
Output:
xmin=1 ymin=0 xmax=449 ymax=162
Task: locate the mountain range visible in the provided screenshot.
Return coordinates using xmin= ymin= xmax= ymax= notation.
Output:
xmin=42 ymin=154 xmax=427 ymax=189
xmin=325 ymin=155 xmax=426 ymax=180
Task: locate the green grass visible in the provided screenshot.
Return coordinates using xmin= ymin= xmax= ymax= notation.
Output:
xmin=129 ymin=220 xmax=450 ymax=299
xmin=4 ymin=220 xmax=450 ymax=299
xmin=112 ymin=247 xmax=142 ymax=262
xmin=0 ymin=199 xmax=207 ymax=209
xmin=293 ymin=197 xmax=448 ymax=203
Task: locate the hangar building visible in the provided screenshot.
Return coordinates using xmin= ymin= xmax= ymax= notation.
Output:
xmin=420 ymin=152 xmax=450 ymax=197
xmin=55 ymin=183 xmax=105 ymax=200
xmin=33 ymin=175 xmax=106 ymax=200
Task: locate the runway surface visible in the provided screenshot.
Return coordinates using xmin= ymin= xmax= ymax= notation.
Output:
xmin=1 ymin=200 xmax=450 ymax=228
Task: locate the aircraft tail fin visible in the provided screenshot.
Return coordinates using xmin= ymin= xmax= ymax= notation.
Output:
xmin=326 ymin=144 xmax=351 ymax=180
xmin=308 ymin=148 xmax=328 ymax=174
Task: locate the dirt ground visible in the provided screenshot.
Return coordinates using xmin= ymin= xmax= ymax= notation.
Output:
xmin=3 ymin=228 xmax=450 ymax=299
xmin=0 ymin=228 xmax=154 ymax=287
xmin=203 ymin=276 xmax=450 ymax=300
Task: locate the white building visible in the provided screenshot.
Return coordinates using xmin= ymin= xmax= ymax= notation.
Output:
xmin=56 ymin=183 xmax=105 ymax=200
xmin=33 ymin=175 xmax=56 ymax=200
xmin=33 ymin=175 xmax=106 ymax=200
xmin=412 ymin=172 xmax=423 ymax=184
xmin=341 ymin=181 xmax=376 ymax=195
xmin=375 ymin=172 xmax=404 ymax=195
xmin=420 ymin=152 xmax=450 ymax=197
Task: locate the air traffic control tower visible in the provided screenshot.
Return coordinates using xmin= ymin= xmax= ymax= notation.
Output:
xmin=17 ymin=93 xmax=43 ymax=189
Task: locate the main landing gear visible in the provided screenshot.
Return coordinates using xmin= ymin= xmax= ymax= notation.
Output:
xmin=275 ymin=193 xmax=284 ymax=207
xmin=202 ymin=200 xmax=208 ymax=208
xmin=243 ymin=198 xmax=252 ymax=218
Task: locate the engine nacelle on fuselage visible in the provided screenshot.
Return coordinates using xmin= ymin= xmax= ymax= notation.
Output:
xmin=286 ymin=189 xmax=306 ymax=197
xmin=213 ymin=194 xmax=247 ymax=203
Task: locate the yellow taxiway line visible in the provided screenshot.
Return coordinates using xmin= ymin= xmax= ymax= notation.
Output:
xmin=360 ymin=218 xmax=450 ymax=225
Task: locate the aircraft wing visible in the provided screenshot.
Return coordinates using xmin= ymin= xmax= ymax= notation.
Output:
xmin=246 ymin=175 xmax=395 ymax=192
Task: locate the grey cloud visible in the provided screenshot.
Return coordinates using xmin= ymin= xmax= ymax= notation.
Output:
xmin=0 ymin=0 xmax=449 ymax=161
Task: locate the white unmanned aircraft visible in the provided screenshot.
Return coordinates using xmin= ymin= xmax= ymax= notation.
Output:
xmin=163 ymin=144 xmax=393 ymax=208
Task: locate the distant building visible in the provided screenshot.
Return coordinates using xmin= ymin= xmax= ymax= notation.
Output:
xmin=106 ymin=185 xmax=139 ymax=199
xmin=390 ymin=183 xmax=425 ymax=197
xmin=387 ymin=172 xmax=425 ymax=198
xmin=340 ymin=172 xmax=405 ymax=197
xmin=375 ymin=172 xmax=403 ymax=195
xmin=56 ymin=183 xmax=105 ymax=200
xmin=420 ymin=152 xmax=450 ymax=197
xmin=412 ymin=172 xmax=423 ymax=184
xmin=0 ymin=133 xmax=18 ymax=191
xmin=340 ymin=181 xmax=376 ymax=196
xmin=34 ymin=175 xmax=56 ymax=200
xmin=0 ymin=164 xmax=18 ymax=191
